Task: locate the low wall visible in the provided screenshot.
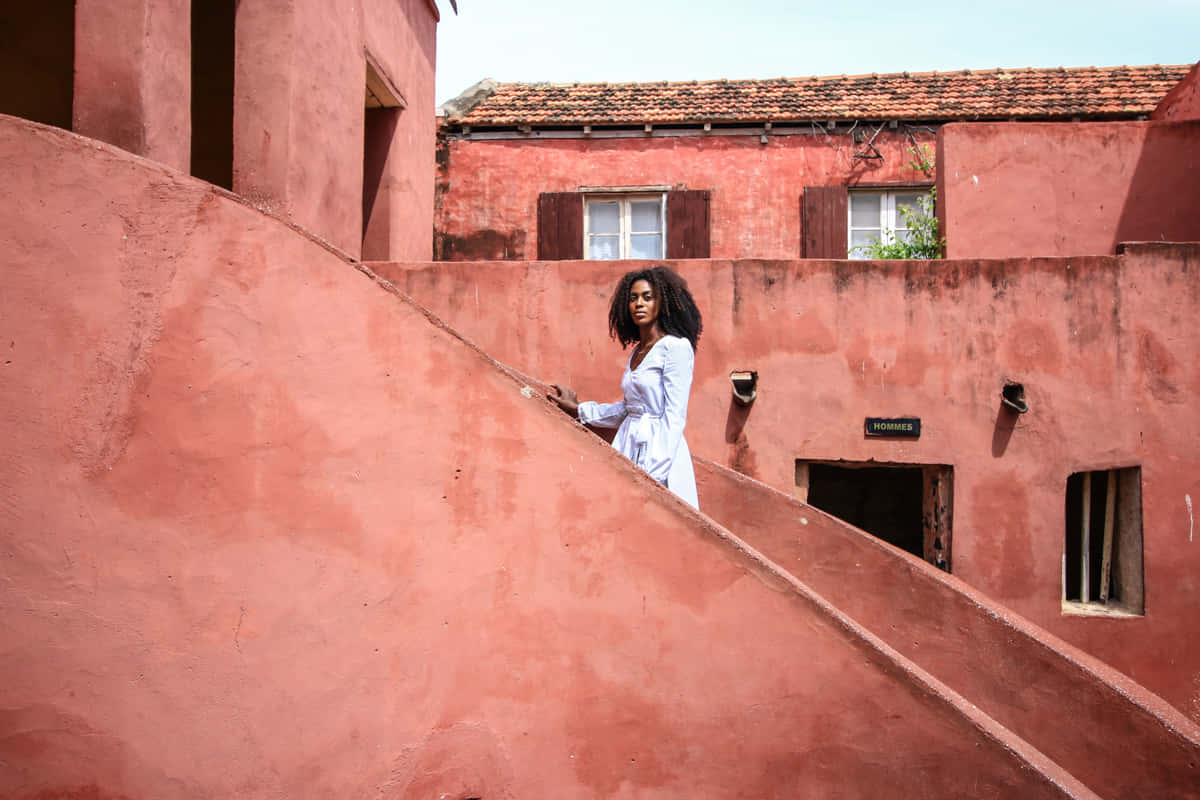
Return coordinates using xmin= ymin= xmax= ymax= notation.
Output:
xmin=373 ymin=249 xmax=1200 ymax=720
xmin=0 ymin=116 xmax=1081 ymax=798
xmin=937 ymin=120 xmax=1200 ymax=258
xmin=696 ymin=457 xmax=1200 ymax=800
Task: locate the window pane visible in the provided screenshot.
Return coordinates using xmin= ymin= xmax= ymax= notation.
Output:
xmin=588 ymin=201 xmax=620 ymax=234
xmin=850 ymin=193 xmax=882 ymax=226
xmin=630 ymin=233 xmax=662 ymax=259
xmin=849 ymin=229 xmax=876 ymax=259
xmin=588 ymin=234 xmax=619 ymax=260
xmin=630 ymin=200 xmax=662 ymax=234
xmin=894 ymin=193 xmax=925 ymax=228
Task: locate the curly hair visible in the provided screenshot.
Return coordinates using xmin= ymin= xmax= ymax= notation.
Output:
xmin=607 ymin=265 xmax=703 ymax=351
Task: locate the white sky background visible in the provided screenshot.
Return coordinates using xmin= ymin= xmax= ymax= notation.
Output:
xmin=434 ymin=0 xmax=1199 ymax=106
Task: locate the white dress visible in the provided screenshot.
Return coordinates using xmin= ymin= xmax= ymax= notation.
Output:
xmin=577 ymin=335 xmax=699 ymax=509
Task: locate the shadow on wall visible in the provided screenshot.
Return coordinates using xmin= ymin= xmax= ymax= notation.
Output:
xmin=724 ymin=394 xmax=758 ymax=479
xmin=1113 ymin=121 xmax=1200 ymax=247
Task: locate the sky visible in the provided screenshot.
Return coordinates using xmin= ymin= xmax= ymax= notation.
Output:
xmin=434 ymin=0 xmax=1199 ymax=106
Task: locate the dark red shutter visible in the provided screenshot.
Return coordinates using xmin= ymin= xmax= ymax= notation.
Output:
xmin=537 ymin=192 xmax=583 ymax=260
xmin=666 ymin=190 xmax=711 ymax=259
xmin=801 ymin=186 xmax=848 ymax=258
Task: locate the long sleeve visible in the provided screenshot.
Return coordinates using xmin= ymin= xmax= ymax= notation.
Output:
xmin=577 ymin=398 xmax=627 ymax=428
xmin=640 ymin=338 xmax=694 ymax=483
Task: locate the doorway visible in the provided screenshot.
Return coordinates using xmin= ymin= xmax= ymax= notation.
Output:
xmin=362 ymin=52 xmax=405 ymax=259
xmin=191 ymin=0 xmax=236 ymax=188
xmin=0 ymin=3 xmax=75 ymax=130
xmin=797 ymin=460 xmax=953 ymax=571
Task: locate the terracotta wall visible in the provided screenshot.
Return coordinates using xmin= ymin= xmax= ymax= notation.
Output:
xmin=361 ymin=0 xmax=439 ymax=261
xmin=435 ymin=128 xmax=935 ymax=261
xmin=0 ymin=109 xmax=1085 ymax=800
xmin=1154 ymin=61 xmax=1200 ymax=122
xmin=6 ymin=0 xmax=437 ymax=259
xmin=695 ymin=458 xmax=1200 ymax=799
xmin=74 ymin=0 xmax=191 ymax=172
xmin=937 ymin=120 xmax=1200 ymax=259
xmin=230 ymin=0 xmax=346 ymax=223
xmin=233 ymin=0 xmax=438 ymax=259
xmin=375 ymin=250 xmax=1200 ymax=720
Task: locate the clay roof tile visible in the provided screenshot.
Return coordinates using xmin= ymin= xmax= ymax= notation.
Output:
xmin=445 ymin=64 xmax=1191 ymax=128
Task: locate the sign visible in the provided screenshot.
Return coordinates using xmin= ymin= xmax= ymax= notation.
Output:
xmin=865 ymin=417 xmax=921 ymax=437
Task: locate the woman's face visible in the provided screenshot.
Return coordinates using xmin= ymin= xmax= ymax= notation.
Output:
xmin=628 ymin=279 xmax=660 ymax=329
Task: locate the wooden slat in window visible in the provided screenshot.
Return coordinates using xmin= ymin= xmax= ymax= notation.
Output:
xmin=802 ymin=186 xmax=848 ymax=258
xmin=666 ymin=190 xmax=711 ymax=259
xmin=537 ymin=192 xmax=583 ymax=260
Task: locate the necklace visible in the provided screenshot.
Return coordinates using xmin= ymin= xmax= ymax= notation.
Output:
xmin=635 ymin=334 xmax=661 ymax=359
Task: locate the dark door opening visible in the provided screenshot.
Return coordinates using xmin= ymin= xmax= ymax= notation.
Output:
xmin=0 ymin=3 xmax=75 ymax=130
xmin=362 ymin=106 xmax=399 ymax=259
xmin=362 ymin=53 xmax=405 ymax=260
xmin=798 ymin=460 xmax=953 ymax=570
xmin=191 ymin=1 xmax=236 ymax=188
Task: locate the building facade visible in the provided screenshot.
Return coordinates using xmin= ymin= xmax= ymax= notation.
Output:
xmin=1 ymin=0 xmax=439 ymax=260
xmin=435 ymin=65 xmax=1189 ymax=262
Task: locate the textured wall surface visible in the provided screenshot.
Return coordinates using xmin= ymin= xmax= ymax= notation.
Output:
xmin=0 ymin=114 xmax=1096 ymax=799
xmin=229 ymin=0 xmax=437 ymax=259
xmin=938 ymin=120 xmax=1200 ymax=258
xmin=375 ymin=247 xmax=1200 ymax=721
xmin=14 ymin=0 xmax=437 ymax=258
xmin=435 ymin=128 xmax=935 ymax=261
xmin=1154 ymin=61 xmax=1200 ymax=122
xmin=696 ymin=458 xmax=1200 ymax=799
xmin=73 ymin=0 xmax=192 ymax=171
xmin=360 ymin=0 xmax=439 ymax=261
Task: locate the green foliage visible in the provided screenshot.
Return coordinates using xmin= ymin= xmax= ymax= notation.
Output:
xmin=855 ymin=144 xmax=945 ymax=259
xmin=856 ymin=189 xmax=944 ymax=260
xmin=907 ymin=143 xmax=936 ymax=178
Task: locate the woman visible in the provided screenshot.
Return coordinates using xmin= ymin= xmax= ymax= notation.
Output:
xmin=549 ymin=266 xmax=703 ymax=509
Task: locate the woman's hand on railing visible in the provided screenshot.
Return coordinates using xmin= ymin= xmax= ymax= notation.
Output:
xmin=547 ymin=383 xmax=580 ymax=418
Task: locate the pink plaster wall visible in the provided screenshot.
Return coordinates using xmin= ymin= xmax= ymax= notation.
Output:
xmin=0 ymin=114 xmax=1087 ymax=799
xmin=233 ymin=0 xmax=364 ymax=254
xmin=1154 ymin=61 xmax=1200 ymax=122
xmin=435 ymin=129 xmax=935 ymax=260
xmin=375 ymin=251 xmax=1200 ymax=720
xmin=361 ymin=0 xmax=438 ymax=261
xmin=938 ymin=121 xmax=1200 ymax=258
xmin=233 ymin=0 xmax=437 ymax=259
xmin=695 ymin=457 xmax=1200 ymax=799
xmin=74 ymin=0 xmax=191 ymax=171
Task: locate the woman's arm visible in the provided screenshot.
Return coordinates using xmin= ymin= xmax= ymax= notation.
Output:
xmin=642 ymin=338 xmax=694 ymax=483
xmin=577 ymin=398 xmax=628 ymax=428
xmin=549 ymin=384 xmax=627 ymax=428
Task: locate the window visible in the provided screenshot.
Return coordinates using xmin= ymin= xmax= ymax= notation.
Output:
xmin=584 ymin=194 xmax=665 ymax=260
xmin=848 ymin=189 xmax=931 ymax=259
xmin=536 ymin=190 xmax=708 ymax=261
xmin=1064 ymin=467 xmax=1144 ymax=615
xmin=796 ymin=460 xmax=953 ymax=571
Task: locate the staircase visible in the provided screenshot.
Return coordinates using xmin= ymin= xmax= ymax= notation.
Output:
xmin=695 ymin=457 xmax=1200 ymax=799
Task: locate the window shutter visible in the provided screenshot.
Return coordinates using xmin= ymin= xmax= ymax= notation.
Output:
xmin=666 ymin=190 xmax=711 ymax=259
xmin=537 ymin=192 xmax=583 ymax=260
xmin=802 ymin=186 xmax=848 ymax=258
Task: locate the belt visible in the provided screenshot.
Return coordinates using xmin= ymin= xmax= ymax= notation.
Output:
xmin=625 ymin=403 xmax=662 ymax=419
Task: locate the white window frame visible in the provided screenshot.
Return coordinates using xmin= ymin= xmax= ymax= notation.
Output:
xmin=583 ymin=193 xmax=666 ymax=260
xmin=847 ymin=188 xmax=932 ymax=260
